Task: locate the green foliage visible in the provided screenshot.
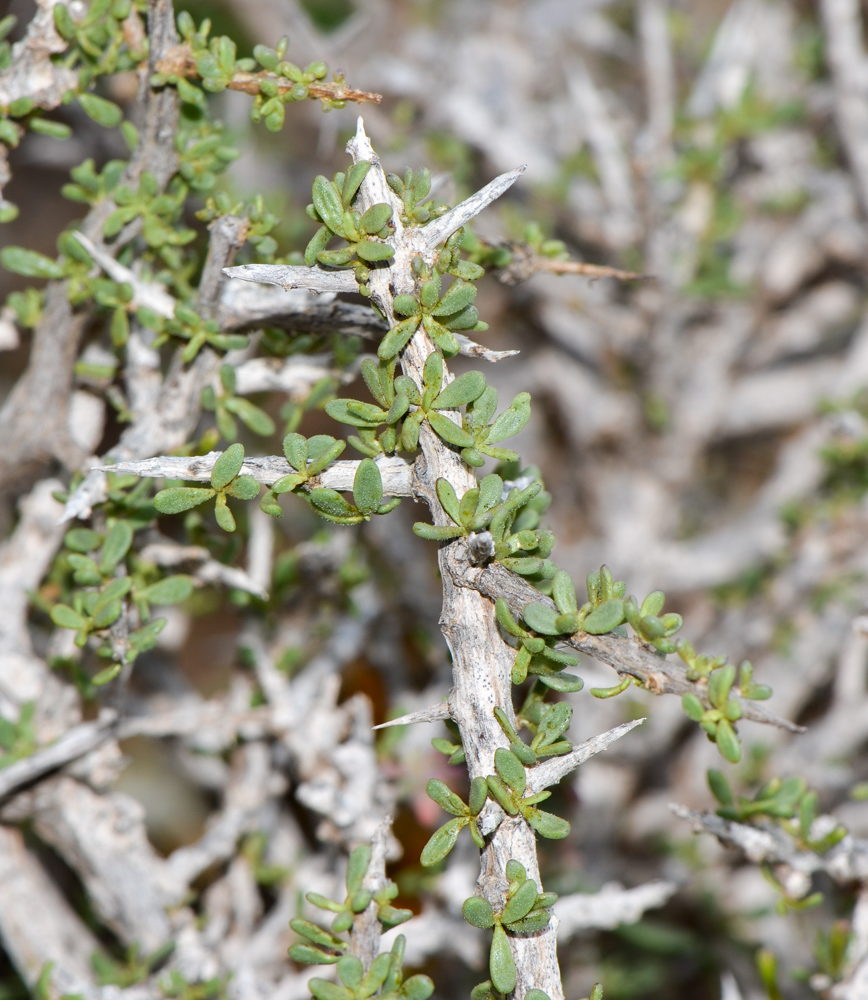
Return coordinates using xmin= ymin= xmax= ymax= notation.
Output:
xmin=291 ymin=845 xmax=411 ymax=964
xmin=47 ymin=515 xmax=194 ymax=672
xmin=92 ymin=942 xmax=175 ymax=988
xmin=420 ymin=776 xmax=488 ymax=865
xmin=707 ymin=770 xmax=847 ymax=853
xmin=0 ymin=702 xmax=37 ymax=769
xmin=202 ymin=365 xmax=276 ymax=441
xmin=382 ymin=268 xmax=487 ymax=359
xmin=463 ymin=860 xmax=558 ymax=994
xmin=154 ymin=443 xmax=260 ymax=533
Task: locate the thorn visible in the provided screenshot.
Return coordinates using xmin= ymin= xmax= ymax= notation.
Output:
xmin=372 ymin=703 xmax=451 ymax=730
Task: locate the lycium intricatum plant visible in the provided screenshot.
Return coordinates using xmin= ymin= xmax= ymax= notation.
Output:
xmin=0 ymin=5 xmax=804 ymax=996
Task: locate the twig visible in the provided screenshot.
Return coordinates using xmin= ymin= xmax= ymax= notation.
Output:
xmin=155 ymin=43 xmax=382 ymax=105
xmin=99 ymin=453 xmax=415 ymax=495
xmin=0 ymin=711 xmax=117 ymax=802
xmin=459 ymin=554 xmax=804 ymax=734
xmin=526 ymin=720 xmax=645 ymax=794
xmin=555 ymin=879 xmax=677 ymax=937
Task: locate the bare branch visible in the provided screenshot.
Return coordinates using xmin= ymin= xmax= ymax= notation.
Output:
xmin=100 ymin=452 xmax=415 ymax=495
xmin=372 ymin=703 xmax=452 ymax=730
xmin=419 ymin=166 xmax=526 ymax=251
xmin=555 ymin=880 xmax=677 ymax=937
xmin=526 ymin=720 xmax=645 ymax=794
xmin=0 ymin=711 xmax=117 ymax=802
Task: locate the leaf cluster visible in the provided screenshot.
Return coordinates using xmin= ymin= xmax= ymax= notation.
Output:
xmin=289 ymin=845 xmax=411 ymax=966
xmin=708 ymin=771 xmax=847 ymax=853
xmin=266 ymin=434 xmax=399 ymax=524
xmin=304 ymin=163 xmax=394 ymax=287
xmin=202 ymin=365 xmax=275 ymax=441
xmin=49 ymin=520 xmax=193 ymax=678
xmin=382 ymin=268 xmax=487 ymax=359
xmin=419 ymin=776 xmax=489 ymax=865
xmin=305 ymin=938 xmax=432 ymax=1000
xmin=385 ymin=167 xmax=450 ymax=227
xmin=486 ymin=748 xmax=571 ymax=840
xmin=462 ymin=859 xmax=558 ymax=995
xmin=154 ymin=443 xmax=260 ymax=533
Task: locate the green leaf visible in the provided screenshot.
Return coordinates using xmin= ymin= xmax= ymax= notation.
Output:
xmin=309 ymin=488 xmax=359 ymax=520
xmin=462 ymin=896 xmax=495 ymax=929
xmin=435 ymin=478 xmax=462 ymax=525
xmin=353 ymin=458 xmax=383 ymax=516
xmin=522 ymin=602 xmax=561 ymax=636
xmin=392 ymin=295 xmax=421 ymax=317
xmin=65 ymin=528 xmax=102 ymax=553
xmin=715 ymin=718 xmax=741 ymax=763
xmin=525 ymin=807 xmax=571 ymax=839
xmin=308 ymin=978 xmax=354 ymax=1000
xmin=224 ymin=474 xmax=260 ymax=500
xmin=337 ymin=956 xmax=363 ymax=991
xmin=536 ymin=672 xmax=584 ymax=693
xmin=346 ymin=844 xmax=371 ymax=895
xmin=289 ymin=920 xmax=345 ymax=950
xmin=288 ymin=944 xmax=340 ymax=965
xmin=494 ymin=748 xmax=526 ymax=797
xmin=682 ymin=693 xmax=705 ymax=721
xmin=552 ymin=571 xmax=578 ymax=615
xmin=139 ymin=575 xmax=193 ymax=606
xmin=341 ymin=160 xmax=371 ymax=205
xmin=100 ymin=520 xmax=133 ymax=573
xmin=211 ymin=443 xmax=245 ymax=490
xmin=489 ymin=924 xmax=516 ymax=995
xmin=486 ymin=775 xmax=519 ymax=814
xmin=432 ymin=371 xmax=486 ymax=410
xmin=582 ymin=599 xmax=626 ymax=634
xmin=359 ymin=203 xmax=392 ymax=234
xmin=325 ymin=398 xmax=387 ymax=428
xmin=307 ymin=437 xmax=346 ymax=474
xmin=93 ymin=664 xmax=122 ymax=686
xmin=427 ymin=411 xmax=475 ymax=448
xmin=273 ymin=474 xmax=305 ymax=495
xmin=487 ymin=392 xmax=531 ymax=444
xmin=1 ymin=246 xmax=64 ymax=280
xmin=224 ymin=397 xmax=276 ymax=436
xmin=640 ymin=591 xmax=666 ymax=618
xmin=378 ymin=316 xmax=420 ymax=360
xmin=401 ymin=975 xmax=435 ymax=1000
xmin=469 ymin=776 xmax=488 ymax=816
xmin=283 ymin=432 xmax=308 ymax=471
xmin=51 ymin=604 xmax=87 ymax=630
xmin=29 ymin=118 xmax=72 ymax=140
xmin=128 ymin=618 xmax=166 ymax=655
xmin=432 ymin=280 xmax=477 ymax=317
xmin=413 ymin=522 xmax=465 ymax=541
xmin=214 ymin=493 xmax=237 ymax=532
xmin=356 ymin=239 xmax=394 ymax=262
xmin=92 ymin=598 xmax=122 ymax=629
xmin=78 ymin=93 xmax=123 ymax=128
xmin=422 ymin=314 xmax=460 ymax=355
xmin=502 ymin=878 xmax=539 ymax=925
xmin=312 ymin=175 xmax=344 ymax=232
xmin=708 ymin=664 xmax=736 ymax=710
xmin=707 ymin=769 xmax=733 ymax=806
xmin=420 ymin=816 xmax=466 ymax=866
xmin=426 ymin=778 xmax=468 ymax=817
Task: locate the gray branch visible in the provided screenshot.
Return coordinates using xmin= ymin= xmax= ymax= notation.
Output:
xmin=527 ymin=719 xmax=645 ymax=794
xmin=99 ymin=452 xmax=415 ymax=495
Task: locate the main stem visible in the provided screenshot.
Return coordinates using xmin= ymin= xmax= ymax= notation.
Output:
xmin=347 ymin=121 xmax=564 ymax=1000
